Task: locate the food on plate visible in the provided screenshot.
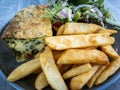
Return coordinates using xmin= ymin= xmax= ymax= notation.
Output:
xmin=7 ymin=54 xmax=41 ymax=82
xmin=4 ymin=38 xmax=45 ymax=62
xmin=63 ymin=63 xmax=92 ymax=79
xmin=98 ymin=29 xmax=118 ymax=35
xmin=45 ymin=34 xmax=115 ymax=50
xmin=3 ymin=0 xmax=120 ymax=89
xmin=87 ymin=65 xmax=107 ymax=88
xmin=70 ymin=65 xmax=100 ymax=90
xmin=100 ymin=45 xmax=119 ymax=59
xmin=95 ymin=57 xmax=120 ymax=85
xmin=2 ymin=5 xmax=52 ymax=39
xmin=57 ymin=49 xmax=109 ymax=65
xmin=63 ymin=23 xmax=101 ymax=35
xmin=35 ymin=72 xmax=48 ymax=90
xmin=56 ymin=22 xmax=117 ymax=36
xmin=2 ymin=5 xmax=52 ymax=62
xmin=39 ymin=46 xmax=68 ymax=90
xmin=56 ymin=25 xmax=65 ymax=35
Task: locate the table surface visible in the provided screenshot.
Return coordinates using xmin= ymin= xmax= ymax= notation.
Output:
xmin=0 ymin=0 xmax=120 ymax=90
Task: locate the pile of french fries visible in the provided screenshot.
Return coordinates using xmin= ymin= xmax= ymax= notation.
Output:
xmin=7 ymin=23 xmax=120 ymax=90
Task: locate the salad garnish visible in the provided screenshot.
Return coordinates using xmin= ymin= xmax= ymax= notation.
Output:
xmin=41 ymin=0 xmax=120 ymax=29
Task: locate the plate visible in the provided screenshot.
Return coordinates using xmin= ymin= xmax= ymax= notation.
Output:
xmin=0 ymin=0 xmax=120 ymax=90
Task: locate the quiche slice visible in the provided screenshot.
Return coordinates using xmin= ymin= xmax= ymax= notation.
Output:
xmin=2 ymin=5 xmax=52 ymax=62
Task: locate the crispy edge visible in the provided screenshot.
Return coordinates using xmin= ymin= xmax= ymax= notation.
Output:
xmin=101 ymin=45 xmax=119 ymax=59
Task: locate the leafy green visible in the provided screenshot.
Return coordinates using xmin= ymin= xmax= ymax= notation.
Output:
xmin=41 ymin=0 xmax=120 ymax=29
xmin=41 ymin=0 xmax=67 ymax=20
xmin=67 ymin=7 xmax=72 ymax=22
xmin=73 ymin=11 xmax=81 ymax=21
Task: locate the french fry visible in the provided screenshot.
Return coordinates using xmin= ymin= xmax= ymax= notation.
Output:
xmin=56 ymin=25 xmax=65 ymax=35
xmin=101 ymin=45 xmax=119 ymax=59
xmin=70 ymin=65 xmax=100 ymax=90
xmin=95 ymin=57 xmax=120 ymax=85
xmin=98 ymin=29 xmax=118 ymax=35
xmin=87 ymin=65 xmax=107 ymax=88
xmin=57 ymin=49 xmax=109 ymax=65
xmin=7 ymin=56 xmax=41 ymax=82
xmin=45 ymin=34 xmax=115 ymax=50
xmin=52 ymin=50 xmax=63 ymax=61
xmin=35 ymin=72 xmax=48 ymax=90
xmin=39 ymin=46 xmax=68 ymax=90
xmin=63 ymin=23 xmax=101 ymax=35
xmin=63 ymin=63 xmax=92 ymax=80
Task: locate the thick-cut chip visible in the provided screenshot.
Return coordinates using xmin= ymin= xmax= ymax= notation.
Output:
xmin=45 ymin=34 xmax=115 ymax=50
xmin=70 ymin=65 xmax=100 ymax=90
xmin=39 ymin=46 xmax=68 ymax=90
xmin=35 ymin=72 xmax=48 ymax=90
xmin=7 ymin=57 xmax=41 ymax=82
xmin=101 ymin=45 xmax=119 ymax=59
xmin=98 ymin=29 xmax=118 ymax=35
xmin=56 ymin=25 xmax=65 ymax=35
xmin=63 ymin=23 xmax=101 ymax=35
xmin=95 ymin=57 xmax=120 ymax=85
xmin=87 ymin=65 xmax=107 ymax=88
xmin=52 ymin=50 xmax=63 ymax=61
xmin=57 ymin=49 xmax=109 ymax=65
xmin=63 ymin=63 xmax=92 ymax=79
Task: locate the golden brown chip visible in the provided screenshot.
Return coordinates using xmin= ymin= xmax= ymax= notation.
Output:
xmin=45 ymin=34 xmax=114 ymax=50
xmin=39 ymin=46 xmax=68 ymax=90
xmin=7 ymin=57 xmax=41 ymax=82
xmin=70 ymin=65 xmax=100 ymax=90
xmin=57 ymin=49 xmax=109 ymax=65
xmin=63 ymin=23 xmax=101 ymax=35
xmin=95 ymin=57 xmax=120 ymax=85
xmin=98 ymin=28 xmax=118 ymax=35
xmin=63 ymin=63 xmax=92 ymax=79
xmin=87 ymin=65 xmax=107 ymax=88
xmin=101 ymin=45 xmax=119 ymax=59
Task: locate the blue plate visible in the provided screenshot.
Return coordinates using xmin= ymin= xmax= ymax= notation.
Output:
xmin=0 ymin=0 xmax=120 ymax=90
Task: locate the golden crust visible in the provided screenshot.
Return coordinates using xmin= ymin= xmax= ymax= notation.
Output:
xmin=2 ymin=5 xmax=52 ymax=39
